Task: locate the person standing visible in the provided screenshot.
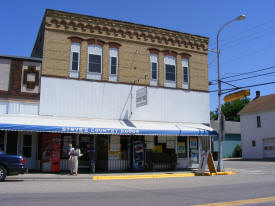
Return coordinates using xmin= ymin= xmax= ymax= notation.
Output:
xmin=68 ymin=144 xmax=74 ymax=175
xmin=68 ymin=144 xmax=81 ymax=175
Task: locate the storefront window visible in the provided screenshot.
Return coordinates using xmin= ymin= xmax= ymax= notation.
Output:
xmin=189 ymin=136 xmax=199 ymax=164
xmin=177 ymin=136 xmax=187 ymax=158
xmin=23 ymin=135 xmax=32 ymax=158
xmin=60 ymin=135 xmax=76 ymax=159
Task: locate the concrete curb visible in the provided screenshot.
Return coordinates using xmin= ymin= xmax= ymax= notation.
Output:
xmin=92 ymin=171 xmax=236 ymax=180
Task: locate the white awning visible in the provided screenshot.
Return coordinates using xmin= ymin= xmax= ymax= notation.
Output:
xmin=0 ymin=114 xmax=216 ymax=136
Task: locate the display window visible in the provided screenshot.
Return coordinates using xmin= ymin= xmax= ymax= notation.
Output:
xmin=177 ymin=136 xmax=187 ymax=158
xmin=60 ymin=134 xmax=76 ymax=159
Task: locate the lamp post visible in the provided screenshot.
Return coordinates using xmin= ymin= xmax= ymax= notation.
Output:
xmin=216 ymin=14 xmax=246 ymax=172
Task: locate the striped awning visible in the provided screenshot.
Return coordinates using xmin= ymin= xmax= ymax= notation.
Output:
xmin=0 ymin=114 xmax=217 ymax=136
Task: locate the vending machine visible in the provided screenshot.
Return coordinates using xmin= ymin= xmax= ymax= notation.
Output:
xmin=41 ymin=133 xmax=61 ymax=172
xmin=132 ymin=140 xmax=145 ymax=171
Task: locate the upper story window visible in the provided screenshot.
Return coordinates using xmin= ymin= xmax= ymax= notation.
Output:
xmin=150 ymin=54 xmax=158 ymax=86
xmin=87 ymin=44 xmax=102 ymax=80
xmin=257 ymin=116 xmax=261 ymax=128
xmin=164 ymin=55 xmax=176 ymax=88
xmin=70 ymin=43 xmax=80 ymax=78
xmin=109 ymin=48 xmax=118 ymax=82
xmin=182 ymin=58 xmax=189 ymax=89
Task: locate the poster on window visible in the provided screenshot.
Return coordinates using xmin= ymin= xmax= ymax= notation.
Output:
xmin=177 ymin=142 xmax=186 ymax=153
xmin=110 ymin=136 xmax=120 ymax=152
xmin=191 ymin=150 xmax=198 ymax=162
xmin=166 ymin=141 xmax=175 ymax=149
xmin=158 ymin=136 xmax=166 ymax=143
xmin=146 ymin=142 xmax=154 ymax=149
xmin=145 ymin=136 xmax=154 ymax=142
xmin=167 ymin=136 xmax=176 ymax=141
xmin=190 ymin=137 xmax=198 ymax=149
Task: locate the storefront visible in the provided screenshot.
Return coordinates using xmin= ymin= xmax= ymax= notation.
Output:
xmin=0 ymin=114 xmax=216 ymax=172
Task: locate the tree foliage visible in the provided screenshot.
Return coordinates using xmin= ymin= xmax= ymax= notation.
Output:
xmin=210 ymin=97 xmax=250 ymax=121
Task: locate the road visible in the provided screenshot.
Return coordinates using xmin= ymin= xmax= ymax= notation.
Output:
xmin=1 ymin=160 xmax=275 ymax=206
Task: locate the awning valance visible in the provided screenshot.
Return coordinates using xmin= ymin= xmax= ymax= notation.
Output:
xmin=0 ymin=115 xmax=217 ymax=136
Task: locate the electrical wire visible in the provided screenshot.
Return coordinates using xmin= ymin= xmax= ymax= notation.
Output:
xmin=209 ymin=81 xmax=275 ymax=93
xmin=210 ymin=65 xmax=275 ymax=82
xmin=211 ymin=66 xmax=275 ymax=82
xmin=210 ymin=71 xmax=275 ymax=86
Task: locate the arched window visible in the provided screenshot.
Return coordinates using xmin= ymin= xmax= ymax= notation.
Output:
xmin=164 ymin=55 xmax=176 ymax=88
xmin=87 ymin=44 xmax=103 ymax=80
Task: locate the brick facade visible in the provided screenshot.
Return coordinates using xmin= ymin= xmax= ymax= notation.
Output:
xmin=33 ymin=9 xmax=209 ymax=91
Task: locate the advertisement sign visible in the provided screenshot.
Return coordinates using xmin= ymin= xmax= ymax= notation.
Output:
xmin=136 ymin=87 xmax=147 ymax=108
xmin=110 ymin=136 xmax=120 ymax=152
xmin=178 ymin=142 xmax=186 ymax=154
xmin=132 ymin=140 xmax=145 ymax=171
xmin=166 ymin=140 xmax=175 ymax=149
xmin=190 ymin=137 xmax=198 ymax=149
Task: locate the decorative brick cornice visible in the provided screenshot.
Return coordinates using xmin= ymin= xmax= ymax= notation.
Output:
xmin=86 ymin=38 xmax=105 ymax=46
xmin=148 ymin=48 xmax=160 ymax=55
xmin=108 ymin=42 xmax=121 ymax=49
xmin=162 ymin=50 xmax=177 ymax=58
xmin=68 ymin=36 xmax=84 ymax=43
xmin=45 ymin=9 xmax=209 ymax=52
xmin=180 ymin=53 xmax=192 ymax=59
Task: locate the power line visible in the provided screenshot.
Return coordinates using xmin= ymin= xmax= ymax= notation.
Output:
xmin=209 ymin=81 xmax=275 ymax=93
xmin=210 ymin=65 xmax=275 ymax=82
xmin=210 ymin=71 xmax=275 ymax=86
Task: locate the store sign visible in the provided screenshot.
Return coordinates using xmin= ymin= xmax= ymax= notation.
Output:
xmin=136 ymin=87 xmax=147 ymax=108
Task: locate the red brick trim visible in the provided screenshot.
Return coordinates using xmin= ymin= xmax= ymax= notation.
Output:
xmin=108 ymin=42 xmax=121 ymax=48
xmin=68 ymin=36 xmax=84 ymax=43
xmin=9 ymin=60 xmax=23 ymax=96
xmin=148 ymin=48 xmax=160 ymax=55
xmin=180 ymin=53 xmax=192 ymax=59
xmin=23 ymin=66 xmax=40 ymax=89
xmin=162 ymin=50 xmax=177 ymax=58
xmin=41 ymin=74 xmax=209 ymax=93
xmin=86 ymin=39 xmax=105 ymax=47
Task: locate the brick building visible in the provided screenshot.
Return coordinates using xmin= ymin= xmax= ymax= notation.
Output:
xmin=0 ymin=9 xmax=216 ymax=172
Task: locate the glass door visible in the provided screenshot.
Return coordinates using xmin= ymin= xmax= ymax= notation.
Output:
xmin=78 ymin=135 xmax=94 ymax=169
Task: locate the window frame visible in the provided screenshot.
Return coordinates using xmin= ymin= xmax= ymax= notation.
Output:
xmin=70 ymin=43 xmax=80 ymax=77
xmin=182 ymin=58 xmax=189 ymax=89
xmin=164 ymin=55 xmax=176 ymax=87
xmin=87 ymin=44 xmax=103 ymax=80
xmin=257 ymin=115 xmax=261 ymax=128
xmin=109 ymin=48 xmax=118 ymax=82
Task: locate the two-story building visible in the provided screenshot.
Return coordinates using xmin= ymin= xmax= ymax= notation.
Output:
xmin=0 ymin=9 xmax=216 ymax=172
xmin=239 ymin=91 xmax=275 ymax=159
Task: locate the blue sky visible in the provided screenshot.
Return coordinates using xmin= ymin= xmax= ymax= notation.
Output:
xmin=1 ymin=0 xmax=274 ymax=111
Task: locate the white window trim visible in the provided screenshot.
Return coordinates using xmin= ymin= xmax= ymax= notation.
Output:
xmin=182 ymin=58 xmax=189 ymax=89
xmin=109 ymin=48 xmax=118 ymax=82
xmin=87 ymin=44 xmax=102 ymax=80
xmin=70 ymin=43 xmax=80 ymax=78
xmin=150 ymin=54 xmax=158 ymax=86
xmin=164 ymin=55 xmax=176 ymax=88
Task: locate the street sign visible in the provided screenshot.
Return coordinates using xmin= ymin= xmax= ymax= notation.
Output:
xmin=223 ymin=89 xmax=250 ymax=102
xmin=136 ymin=87 xmax=147 ymax=108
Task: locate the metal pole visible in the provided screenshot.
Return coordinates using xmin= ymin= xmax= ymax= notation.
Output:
xmin=216 ymin=15 xmax=246 ymax=172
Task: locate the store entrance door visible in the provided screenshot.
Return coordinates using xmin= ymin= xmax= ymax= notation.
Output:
xmin=78 ymin=135 xmax=94 ymax=169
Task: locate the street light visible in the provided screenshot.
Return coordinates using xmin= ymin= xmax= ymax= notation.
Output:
xmin=216 ymin=14 xmax=246 ymax=172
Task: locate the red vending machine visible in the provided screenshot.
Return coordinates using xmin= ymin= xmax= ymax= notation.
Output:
xmin=41 ymin=133 xmax=61 ymax=172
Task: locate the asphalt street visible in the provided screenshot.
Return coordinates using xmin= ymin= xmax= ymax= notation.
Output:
xmin=1 ymin=160 xmax=275 ymax=206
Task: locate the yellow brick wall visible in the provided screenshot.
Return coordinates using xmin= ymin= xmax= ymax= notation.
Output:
xmin=42 ymin=29 xmax=208 ymax=91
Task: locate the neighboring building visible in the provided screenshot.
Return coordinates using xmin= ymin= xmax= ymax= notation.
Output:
xmin=239 ymin=91 xmax=275 ymax=159
xmin=0 ymin=55 xmax=42 ymax=170
xmin=0 ymin=9 xmax=216 ymax=172
xmin=211 ymin=120 xmax=241 ymax=158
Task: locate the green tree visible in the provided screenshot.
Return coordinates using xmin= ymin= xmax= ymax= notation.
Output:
xmin=210 ymin=97 xmax=250 ymax=121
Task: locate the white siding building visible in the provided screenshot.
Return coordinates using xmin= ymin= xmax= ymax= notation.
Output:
xmin=239 ymin=92 xmax=275 ymax=159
